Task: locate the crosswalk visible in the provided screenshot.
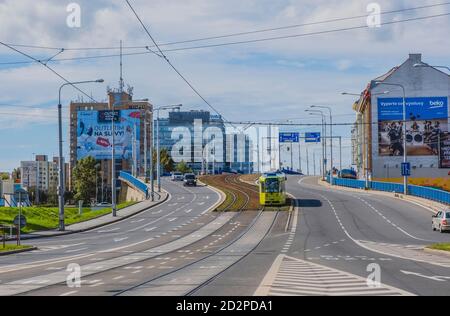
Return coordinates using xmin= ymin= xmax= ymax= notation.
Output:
xmin=255 ymin=255 xmax=413 ymax=296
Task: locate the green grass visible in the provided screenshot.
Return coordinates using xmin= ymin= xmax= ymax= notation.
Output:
xmin=427 ymin=243 xmax=450 ymax=252
xmin=0 ymin=201 xmax=136 ymax=233
xmin=0 ymin=244 xmax=33 ymax=253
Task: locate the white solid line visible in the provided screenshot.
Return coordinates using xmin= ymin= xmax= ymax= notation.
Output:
xmin=60 ymin=291 xmax=78 ymax=296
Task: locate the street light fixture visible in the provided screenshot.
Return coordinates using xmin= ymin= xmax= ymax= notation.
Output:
xmin=311 ymin=105 xmax=333 ymax=175
xmin=58 ymin=79 xmax=104 ymax=231
xmin=305 ymin=109 xmax=327 ymax=180
xmin=413 ymin=63 xmax=450 ymax=72
xmin=374 ymin=81 xmax=408 ymax=195
xmin=155 ymin=104 xmax=183 ymax=193
xmin=341 ymin=90 xmax=390 ymax=188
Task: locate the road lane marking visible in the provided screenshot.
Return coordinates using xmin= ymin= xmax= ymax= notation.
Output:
xmin=98 ymin=228 xmax=120 ymax=233
xmin=60 ymin=291 xmax=78 ymax=296
xmin=65 ymin=247 xmax=89 ymax=254
xmin=113 ymin=237 xmax=129 ymax=243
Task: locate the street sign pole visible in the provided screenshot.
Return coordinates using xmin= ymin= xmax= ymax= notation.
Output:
xmin=18 ymin=191 xmax=21 ymax=246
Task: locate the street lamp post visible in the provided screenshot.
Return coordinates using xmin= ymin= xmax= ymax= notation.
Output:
xmin=341 ymin=91 xmax=390 ymax=189
xmin=155 ymin=105 xmax=183 ymax=192
xmin=311 ymin=106 xmax=333 ymax=173
xmin=58 ymin=79 xmax=103 ymax=231
xmin=306 ymin=110 xmax=327 ymax=180
xmin=413 ymin=63 xmax=450 ymax=72
xmin=374 ymin=82 xmax=408 ymax=195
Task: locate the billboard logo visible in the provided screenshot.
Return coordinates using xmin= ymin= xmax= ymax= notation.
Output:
xmin=66 ymin=3 xmax=81 ymax=28
xmin=430 ymin=100 xmax=444 ymax=107
xmin=367 ymin=3 xmax=381 ymax=28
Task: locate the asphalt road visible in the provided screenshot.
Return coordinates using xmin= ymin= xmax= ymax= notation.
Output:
xmin=0 ymin=178 xmax=223 ymax=294
xmin=2 ymin=175 xmax=450 ymax=296
xmin=196 ymin=176 xmax=450 ymax=296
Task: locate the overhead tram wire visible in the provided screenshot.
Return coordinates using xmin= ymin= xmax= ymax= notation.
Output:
xmin=0 ymin=41 xmax=99 ymax=103
xmin=1 ymin=11 xmax=450 ymax=67
xmin=3 ymin=1 xmax=450 ymax=52
xmin=124 ymin=0 xmax=231 ymax=124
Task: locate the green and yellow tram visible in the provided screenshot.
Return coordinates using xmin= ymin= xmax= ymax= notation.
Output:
xmin=259 ymin=173 xmax=287 ymax=206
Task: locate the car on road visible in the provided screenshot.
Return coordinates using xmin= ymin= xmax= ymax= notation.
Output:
xmin=171 ymin=172 xmax=184 ymax=181
xmin=183 ymin=173 xmax=197 ymax=186
xmin=339 ymin=169 xmax=357 ymax=179
xmin=432 ymin=210 xmax=450 ymax=233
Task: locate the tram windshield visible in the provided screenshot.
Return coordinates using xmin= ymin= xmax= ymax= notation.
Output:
xmin=264 ymin=178 xmax=280 ymax=193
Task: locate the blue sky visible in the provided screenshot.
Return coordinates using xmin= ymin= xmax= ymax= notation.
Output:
xmin=1 ymin=0 xmax=450 ymax=171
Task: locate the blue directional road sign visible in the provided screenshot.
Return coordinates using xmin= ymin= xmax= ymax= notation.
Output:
xmin=305 ymin=132 xmax=321 ymax=143
xmin=279 ymin=132 xmax=300 ymax=143
xmin=401 ymin=162 xmax=411 ymax=176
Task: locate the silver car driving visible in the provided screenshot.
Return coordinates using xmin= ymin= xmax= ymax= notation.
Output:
xmin=432 ymin=210 xmax=450 ymax=233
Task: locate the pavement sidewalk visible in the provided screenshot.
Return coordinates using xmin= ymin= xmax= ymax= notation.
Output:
xmin=19 ymin=191 xmax=169 ymax=240
xmin=317 ymin=178 xmax=446 ymax=214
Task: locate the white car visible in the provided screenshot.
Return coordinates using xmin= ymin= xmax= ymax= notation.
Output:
xmin=432 ymin=210 xmax=450 ymax=233
xmin=171 ymin=172 xmax=184 ymax=181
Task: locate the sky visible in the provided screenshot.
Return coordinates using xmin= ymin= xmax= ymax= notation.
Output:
xmin=0 ymin=0 xmax=450 ymax=172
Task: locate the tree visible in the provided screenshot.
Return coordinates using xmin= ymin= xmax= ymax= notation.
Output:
xmin=152 ymin=148 xmax=175 ymax=173
xmin=176 ymin=160 xmax=192 ymax=174
xmin=72 ymin=156 xmax=98 ymax=206
xmin=0 ymin=172 xmax=9 ymax=180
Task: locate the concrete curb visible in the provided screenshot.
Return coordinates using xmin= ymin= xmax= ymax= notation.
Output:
xmin=0 ymin=246 xmax=38 ymax=256
xmin=317 ymin=178 xmax=444 ymax=214
xmin=424 ymin=247 xmax=450 ymax=257
xmin=19 ymin=192 xmax=170 ymax=240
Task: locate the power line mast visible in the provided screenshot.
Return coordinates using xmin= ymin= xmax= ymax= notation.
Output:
xmin=119 ymin=40 xmax=124 ymax=93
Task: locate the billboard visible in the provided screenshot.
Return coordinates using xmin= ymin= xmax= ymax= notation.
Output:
xmin=77 ymin=109 xmax=141 ymax=161
xmin=378 ymin=97 xmax=448 ymax=156
xmin=440 ymin=132 xmax=450 ymax=169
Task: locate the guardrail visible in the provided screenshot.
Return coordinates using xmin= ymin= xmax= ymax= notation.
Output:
xmin=119 ymin=171 xmax=148 ymax=199
xmin=327 ymin=176 xmax=450 ymax=206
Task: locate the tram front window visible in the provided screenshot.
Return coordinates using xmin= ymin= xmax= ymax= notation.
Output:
xmin=265 ymin=179 xmax=280 ymax=193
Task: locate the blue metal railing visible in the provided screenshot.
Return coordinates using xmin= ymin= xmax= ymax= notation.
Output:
xmin=371 ymin=181 xmax=404 ymax=194
xmin=408 ymin=184 xmax=450 ymax=205
xmin=333 ymin=178 xmax=366 ymax=189
xmin=119 ymin=171 xmax=148 ymax=198
xmin=328 ymin=176 xmax=450 ymax=205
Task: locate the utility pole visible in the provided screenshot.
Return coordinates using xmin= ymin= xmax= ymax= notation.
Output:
xmin=306 ymin=143 xmax=309 ymax=175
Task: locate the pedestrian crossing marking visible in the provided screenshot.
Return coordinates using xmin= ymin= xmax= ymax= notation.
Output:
xmin=255 ymin=255 xmax=414 ymax=296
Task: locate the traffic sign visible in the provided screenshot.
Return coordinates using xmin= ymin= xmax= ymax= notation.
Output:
xmin=13 ymin=215 xmax=27 ymax=228
xmin=401 ymin=162 xmax=411 ymax=176
xmin=279 ymin=132 xmax=300 ymax=143
xmin=305 ymin=132 xmax=321 ymax=143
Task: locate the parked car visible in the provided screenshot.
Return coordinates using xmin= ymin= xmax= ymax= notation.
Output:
xmin=339 ymin=169 xmax=357 ymax=179
xmin=432 ymin=209 xmax=450 ymax=233
xmin=171 ymin=172 xmax=184 ymax=181
xmin=183 ymin=173 xmax=197 ymax=186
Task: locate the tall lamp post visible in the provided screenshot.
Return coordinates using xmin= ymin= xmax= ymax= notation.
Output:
xmin=311 ymin=106 xmax=333 ymax=173
xmin=374 ymin=81 xmax=408 ymax=195
xmin=306 ymin=109 xmax=327 ymax=180
xmin=155 ymin=104 xmax=183 ymax=193
xmin=341 ymin=91 xmax=389 ymax=189
xmin=110 ymin=98 xmax=149 ymax=214
xmin=58 ymin=79 xmax=104 ymax=231
xmin=413 ymin=63 xmax=450 ymax=72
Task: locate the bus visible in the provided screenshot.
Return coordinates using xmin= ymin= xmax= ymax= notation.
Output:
xmin=259 ymin=173 xmax=287 ymax=206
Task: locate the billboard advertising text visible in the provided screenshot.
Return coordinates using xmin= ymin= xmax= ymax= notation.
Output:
xmin=440 ymin=132 xmax=450 ymax=169
xmin=77 ymin=110 xmax=141 ymax=161
xmin=378 ymin=97 xmax=448 ymax=157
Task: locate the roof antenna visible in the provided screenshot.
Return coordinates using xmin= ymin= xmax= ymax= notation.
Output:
xmin=119 ymin=40 xmax=124 ymax=93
